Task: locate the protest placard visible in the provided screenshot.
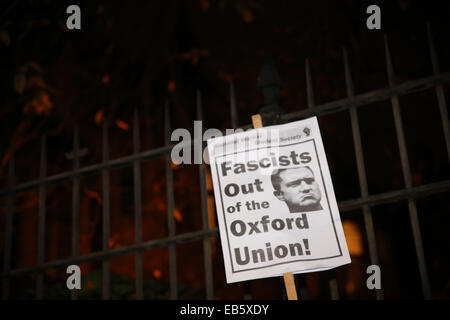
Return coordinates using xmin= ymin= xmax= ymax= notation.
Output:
xmin=207 ymin=117 xmax=351 ymax=284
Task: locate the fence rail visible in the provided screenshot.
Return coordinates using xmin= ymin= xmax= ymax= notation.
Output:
xmin=1 ymin=25 xmax=449 ymax=300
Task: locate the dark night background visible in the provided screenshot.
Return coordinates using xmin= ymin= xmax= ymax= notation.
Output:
xmin=0 ymin=0 xmax=449 ymax=299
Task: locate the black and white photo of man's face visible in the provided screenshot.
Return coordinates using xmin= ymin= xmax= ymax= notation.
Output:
xmin=272 ymin=167 xmax=323 ymax=213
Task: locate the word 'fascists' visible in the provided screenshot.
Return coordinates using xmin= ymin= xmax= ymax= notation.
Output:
xmin=220 ymin=151 xmax=311 ymax=176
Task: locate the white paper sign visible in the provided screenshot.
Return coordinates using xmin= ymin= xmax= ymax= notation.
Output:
xmin=207 ymin=117 xmax=351 ymax=283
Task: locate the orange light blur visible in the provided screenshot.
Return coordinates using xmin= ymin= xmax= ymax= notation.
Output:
xmin=342 ymin=220 xmax=364 ymax=256
xmin=153 ymin=269 xmax=162 ymax=279
xmin=168 ymin=81 xmax=176 ymax=92
xmin=115 ymin=120 xmax=129 ymax=131
xmin=94 ymin=109 xmax=103 ymax=124
xmin=102 ymin=74 xmax=110 ymax=84
xmin=174 ymin=208 xmax=183 ymax=222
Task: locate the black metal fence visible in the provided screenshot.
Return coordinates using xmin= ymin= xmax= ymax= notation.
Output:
xmin=1 ymin=24 xmax=449 ymax=300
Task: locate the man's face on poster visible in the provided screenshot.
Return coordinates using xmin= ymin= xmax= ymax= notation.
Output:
xmin=274 ymin=167 xmax=322 ymax=212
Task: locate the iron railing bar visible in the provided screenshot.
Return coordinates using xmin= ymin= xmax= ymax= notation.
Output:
xmin=406 ymin=198 xmax=431 ymax=298
xmin=102 ymin=118 xmax=110 ymax=300
xmin=2 ymin=71 xmax=449 ymax=199
xmin=36 ymin=135 xmax=46 ymax=299
xmin=305 ymin=56 xmax=339 ymax=300
xmin=305 ymin=58 xmax=315 ymax=109
xmin=343 ymin=47 xmax=384 ymax=300
xmin=165 ymin=101 xmax=178 ymax=300
xmin=0 ymin=145 xmax=174 ymax=197
xmin=435 ymin=85 xmax=450 ymax=161
xmin=329 ymin=279 xmax=339 ymax=300
xmin=71 ymin=127 xmax=80 ymax=300
xmin=2 ymin=67 xmax=448 ymax=200
xmin=427 ymin=23 xmax=450 ymax=163
xmin=230 ymin=81 xmax=239 ymax=129
xmin=230 ymin=80 xmax=255 ymax=300
xmin=1 ymin=73 xmax=449 ymax=199
xmin=384 ymin=35 xmax=431 ymax=299
xmin=3 ymin=175 xmax=450 ymax=279
xmin=1 ymin=149 xmax=14 ymax=299
xmin=133 ymin=108 xmax=143 ymax=300
xmin=2 ymin=228 xmax=220 ymax=278
xmin=197 ymin=90 xmax=214 ymax=300
xmin=281 ymin=71 xmax=450 ymax=122
xmin=343 ymin=51 xmax=369 ymax=195
xmin=338 ymin=179 xmax=450 ymax=212
xmin=0 ymin=173 xmax=447 ymax=279
xmin=426 ymin=22 xmax=440 ymax=76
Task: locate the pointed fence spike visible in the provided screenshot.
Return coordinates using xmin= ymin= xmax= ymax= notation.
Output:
xmin=196 ymin=89 xmax=203 ymax=121
xmin=230 ymin=80 xmax=238 ymax=129
xmin=305 ymin=58 xmax=315 ymax=108
xmin=343 ymin=47 xmax=355 ymax=98
xmin=384 ymin=35 xmax=396 ymax=87
xmin=426 ymin=22 xmax=440 ymax=75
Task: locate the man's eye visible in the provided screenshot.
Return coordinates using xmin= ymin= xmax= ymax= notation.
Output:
xmin=305 ymin=178 xmax=314 ymax=184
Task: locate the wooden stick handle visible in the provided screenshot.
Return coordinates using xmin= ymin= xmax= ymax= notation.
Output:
xmin=283 ymin=272 xmax=299 ymax=300
xmin=252 ymin=114 xmax=299 ymax=301
xmin=251 ymin=114 xmax=263 ymax=128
